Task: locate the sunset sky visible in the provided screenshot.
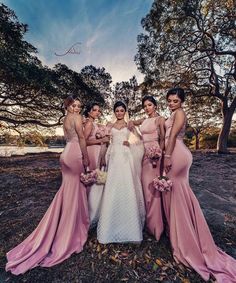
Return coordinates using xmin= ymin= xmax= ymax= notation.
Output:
xmin=3 ymin=0 xmax=153 ymax=83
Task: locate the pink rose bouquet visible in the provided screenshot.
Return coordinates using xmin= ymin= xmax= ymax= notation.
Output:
xmin=95 ymin=125 xmax=108 ymax=139
xmin=80 ymin=170 xmax=97 ymax=186
xmin=152 ymin=176 xmax=172 ymax=192
xmin=145 ymin=146 xmax=162 ymax=168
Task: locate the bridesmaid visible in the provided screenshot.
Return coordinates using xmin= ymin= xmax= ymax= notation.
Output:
xmin=163 ymin=87 xmax=236 ymax=282
xmin=6 ymin=95 xmax=90 ymax=275
xmin=130 ymin=96 xmax=165 ymax=240
xmin=83 ymin=103 xmax=109 ymax=225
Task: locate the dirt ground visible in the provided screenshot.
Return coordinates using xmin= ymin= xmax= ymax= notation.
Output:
xmin=0 ymin=152 xmax=235 ymax=283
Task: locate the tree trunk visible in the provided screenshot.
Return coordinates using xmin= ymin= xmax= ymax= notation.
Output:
xmin=217 ymin=98 xmax=236 ymax=153
xmin=194 ymin=132 xmax=200 ymax=150
xmin=195 ymin=135 xmax=200 ymax=150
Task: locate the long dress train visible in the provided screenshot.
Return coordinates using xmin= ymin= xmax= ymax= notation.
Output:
xmin=87 ymin=122 xmax=104 ymax=226
xmin=6 ymin=130 xmax=89 ymax=275
xmin=97 ymin=127 xmax=145 ymax=243
xmin=162 ymin=112 xmax=236 ymax=282
xmin=140 ymin=117 xmax=164 ymax=240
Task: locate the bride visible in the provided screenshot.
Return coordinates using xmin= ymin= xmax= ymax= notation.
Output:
xmin=97 ymin=101 xmax=145 ymax=244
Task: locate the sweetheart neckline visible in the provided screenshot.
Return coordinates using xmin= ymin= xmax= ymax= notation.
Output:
xmin=112 ymin=127 xmax=127 ymax=131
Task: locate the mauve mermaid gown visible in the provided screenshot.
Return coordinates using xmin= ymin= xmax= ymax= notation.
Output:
xmin=87 ymin=122 xmax=104 ymax=225
xmin=140 ymin=117 xmax=164 ymax=240
xmin=6 ymin=126 xmax=89 ymax=275
xmin=162 ymin=112 xmax=236 ymax=282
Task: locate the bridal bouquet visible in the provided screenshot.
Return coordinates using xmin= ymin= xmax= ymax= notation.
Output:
xmin=80 ymin=170 xmax=97 ymax=186
xmin=145 ymin=146 xmax=162 ymax=168
xmin=95 ymin=167 xmax=107 ymax=185
xmin=152 ymin=176 xmax=172 ymax=192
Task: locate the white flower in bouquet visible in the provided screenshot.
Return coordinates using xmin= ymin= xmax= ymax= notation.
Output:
xmin=95 ymin=168 xmax=107 ymax=185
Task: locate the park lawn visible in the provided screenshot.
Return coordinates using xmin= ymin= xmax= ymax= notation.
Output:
xmin=0 ymin=153 xmax=235 ymax=283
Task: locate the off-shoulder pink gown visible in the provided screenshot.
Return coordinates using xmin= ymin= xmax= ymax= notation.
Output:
xmin=140 ymin=117 xmax=164 ymax=240
xmin=6 ymin=126 xmax=89 ymax=275
xmin=87 ymin=122 xmax=104 ymax=225
xmin=162 ymin=112 xmax=236 ymax=282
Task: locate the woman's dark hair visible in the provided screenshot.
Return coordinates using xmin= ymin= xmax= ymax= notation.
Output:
xmin=64 ymin=94 xmax=81 ymax=109
xmin=84 ymin=103 xmax=100 ymax=118
xmin=113 ymin=101 xmax=127 ymax=112
xmin=142 ymin=95 xmax=157 ymax=108
xmin=166 ymin=88 xmax=185 ymax=102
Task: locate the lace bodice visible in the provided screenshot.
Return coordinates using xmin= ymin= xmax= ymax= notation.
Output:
xmin=63 ymin=119 xmax=79 ymax=142
xmin=110 ymin=127 xmax=130 ymax=145
xmin=165 ymin=112 xmax=186 ymax=140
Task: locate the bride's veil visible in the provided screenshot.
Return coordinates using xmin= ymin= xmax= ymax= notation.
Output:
xmin=120 ymin=103 xmax=144 ymax=172
xmin=126 ymin=106 xmax=146 ymax=226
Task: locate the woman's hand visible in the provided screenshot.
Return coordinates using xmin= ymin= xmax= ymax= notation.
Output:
xmin=164 ymin=156 xmax=172 ymax=174
xmin=123 ymin=140 xmax=130 ymax=147
xmin=83 ymin=155 xmax=90 ymax=168
xmin=82 ymin=117 xmax=89 ymax=126
xmin=101 ymin=136 xmax=110 ymax=144
xmin=127 ymin=121 xmax=135 ymax=131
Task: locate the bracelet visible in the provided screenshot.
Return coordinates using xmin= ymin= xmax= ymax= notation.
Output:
xmin=165 ymin=154 xmax=171 ymax=158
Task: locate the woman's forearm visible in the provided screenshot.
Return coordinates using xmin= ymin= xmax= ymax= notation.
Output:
xmin=79 ymin=136 xmax=89 ymax=159
xmin=159 ymin=138 xmax=165 ymax=151
xmin=165 ymin=135 xmax=177 ymax=157
xmin=132 ymin=118 xmax=144 ymax=126
xmin=86 ymin=138 xmax=103 ymax=146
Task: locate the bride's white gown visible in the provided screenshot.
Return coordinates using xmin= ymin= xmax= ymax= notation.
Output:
xmin=97 ymin=127 xmax=145 ymax=243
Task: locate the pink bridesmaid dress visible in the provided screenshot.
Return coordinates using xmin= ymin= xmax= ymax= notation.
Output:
xmin=140 ymin=117 xmax=164 ymax=240
xmin=86 ymin=122 xmax=104 ymax=225
xmin=162 ymin=112 xmax=236 ymax=282
xmin=87 ymin=122 xmax=101 ymax=171
xmin=6 ymin=126 xmax=89 ymax=275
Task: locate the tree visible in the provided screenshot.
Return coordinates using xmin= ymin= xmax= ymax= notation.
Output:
xmin=185 ymin=96 xmax=221 ymax=149
xmin=112 ymin=76 xmax=143 ymax=117
xmin=52 ymin=64 xmax=105 ymax=106
xmin=0 ymin=4 xmax=105 ymax=131
xmin=80 ymin=65 xmax=112 ymax=106
xmin=0 ymin=4 xmax=64 ymax=129
xmin=135 ymin=0 xmax=236 ymax=153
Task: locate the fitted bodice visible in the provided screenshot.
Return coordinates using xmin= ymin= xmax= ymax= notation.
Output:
xmin=110 ymin=127 xmax=130 ymax=145
xmin=165 ymin=112 xmax=186 ymax=140
xmin=87 ymin=122 xmax=99 ymax=140
xmin=140 ymin=117 xmax=160 ymax=144
xmin=63 ymin=120 xmax=79 ymax=142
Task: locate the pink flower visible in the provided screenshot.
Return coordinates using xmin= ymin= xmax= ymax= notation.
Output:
xmin=151 ymin=176 xmax=172 ymax=192
xmin=145 ymin=146 xmax=162 ymax=168
xmin=95 ymin=125 xmax=109 ymax=139
xmin=80 ymin=170 xmax=97 ymax=186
